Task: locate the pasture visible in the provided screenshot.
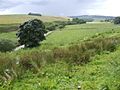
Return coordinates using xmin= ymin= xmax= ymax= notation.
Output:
xmin=41 ymin=23 xmax=120 ymax=49
xmin=0 ymin=21 xmax=120 ymax=90
xmin=1 ymin=22 xmax=120 ymax=50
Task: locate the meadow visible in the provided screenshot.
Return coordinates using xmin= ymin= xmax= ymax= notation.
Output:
xmin=0 ymin=18 xmax=120 ymax=90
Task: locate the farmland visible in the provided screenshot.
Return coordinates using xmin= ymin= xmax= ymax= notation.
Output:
xmin=0 ymin=15 xmax=69 ymax=34
xmin=0 ymin=15 xmax=69 ymax=24
xmin=0 ymin=16 xmax=120 ymax=90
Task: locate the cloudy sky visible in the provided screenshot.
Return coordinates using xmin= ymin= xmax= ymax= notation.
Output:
xmin=0 ymin=0 xmax=119 ymax=16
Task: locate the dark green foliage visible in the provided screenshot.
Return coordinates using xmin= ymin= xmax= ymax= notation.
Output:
xmin=105 ymin=19 xmax=112 ymax=22
xmin=114 ymin=17 xmax=120 ymax=24
xmin=55 ymin=21 xmax=66 ymax=29
xmin=58 ymin=24 xmax=66 ymax=29
xmin=45 ymin=22 xmax=56 ymax=31
xmin=66 ymin=18 xmax=86 ymax=25
xmin=72 ymin=18 xmax=86 ymax=24
xmin=28 ymin=12 xmax=42 ymax=16
xmin=83 ymin=18 xmax=94 ymax=22
xmin=0 ymin=39 xmax=16 ymax=52
xmin=45 ymin=21 xmax=66 ymax=31
xmin=16 ymin=19 xmax=46 ymax=48
xmin=66 ymin=20 xmax=77 ymax=25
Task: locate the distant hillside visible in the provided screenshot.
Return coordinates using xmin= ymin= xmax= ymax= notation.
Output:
xmin=0 ymin=14 xmax=69 ymax=24
xmin=69 ymin=15 xmax=115 ymax=21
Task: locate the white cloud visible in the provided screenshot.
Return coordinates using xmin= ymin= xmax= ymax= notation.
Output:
xmin=87 ymin=0 xmax=120 ymax=16
xmin=0 ymin=0 xmax=120 ymax=16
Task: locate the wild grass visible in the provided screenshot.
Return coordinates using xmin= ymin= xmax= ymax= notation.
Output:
xmin=0 ymin=32 xmax=17 ymax=42
xmin=0 ymin=22 xmax=120 ymax=89
xmin=1 ymin=43 xmax=120 ymax=90
xmin=0 ymin=34 xmax=120 ymax=87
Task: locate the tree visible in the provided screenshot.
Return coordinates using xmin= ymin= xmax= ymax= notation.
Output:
xmin=16 ymin=19 xmax=46 ymax=48
xmin=114 ymin=17 xmax=120 ymax=24
xmin=0 ymin=39 xmax=16 ymax=52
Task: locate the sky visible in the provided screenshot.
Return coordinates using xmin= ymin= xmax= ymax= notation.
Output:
xmin=0 ymin=0 xmax=119 ymax=16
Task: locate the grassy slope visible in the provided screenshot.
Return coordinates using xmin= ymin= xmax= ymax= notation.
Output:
xmin=2 ymin=23 xmax=119 ymax=49
xmin=0 ymin=14 xmax=69 ymax=24
xmin=0 ymin=23 xmax=120 ymax=50
xmin=10 ymin=46 xmax=120 ymax=90
xmin=0 ymin=14 xmax=69 ymax=33
xmin=25 ymin=23 xmax=120 ymax=50
xmin=0 ymin=23 xmax=120 ymax=90
xmin=0 ymin=32 xmax=16 ymax=42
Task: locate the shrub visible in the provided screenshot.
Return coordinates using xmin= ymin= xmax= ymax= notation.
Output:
xmin=66 ymin=18 xmax=86 ymax=25
xmin=16 ymin=19 xmax=46 ymax=48
xmin=0 ymin=39 xmax=16 ymax=52
xmin=72 ymin=18 xmax=86 ymax=24
xmin=45 ymin=21 xmax=66 ymax=31
xmin=66 ymin=21 xmax=77 ymax=25
xmin=58 ymin=24 xmax=66 ymax=29
xmin=114 ymin=17 xmax=120 ymax=24
xmin=45 ymin=23 xmax=56 ymax=31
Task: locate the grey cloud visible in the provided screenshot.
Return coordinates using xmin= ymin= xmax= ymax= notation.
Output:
xmin=0 ymin=0 xmax=21 ymax=10
xmin=0 ymin=0 xmax=105 ymax=16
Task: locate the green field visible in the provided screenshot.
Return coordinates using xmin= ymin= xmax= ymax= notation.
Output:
xmin=1 ymin=22 xmax=120 ymax=49
xmin=0 ymin=22 xmax=120 ymax=90
xmin=40 ymin=23 xmax=120 ymax=49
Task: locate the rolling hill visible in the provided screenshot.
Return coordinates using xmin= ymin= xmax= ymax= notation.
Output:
xmin=0 ymin=14 xmax=69 ymax=33
xmin=69 ymin=15 xmax=115 ymax=21
xmin=0 ymin=14 xmax=69 ymax=24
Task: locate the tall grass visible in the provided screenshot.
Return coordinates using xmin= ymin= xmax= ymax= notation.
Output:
xmin=0 ymin=23 xmax=120 ymax=89
xmin=0 ymin=35 xmax=120 ymax=86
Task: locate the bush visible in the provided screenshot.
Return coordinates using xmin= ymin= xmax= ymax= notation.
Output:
xmin=114 ymin=17 xmax=120 ymax=24
xmin=66 ymin=21 xmax=77 ymax=25
xmin=16 ymin=19 xmax=46 ymax=48
xmin=0 ymin=39 xmax=16 ymax=52
xmin=66 ymin=18 xmax=86 ymax=25
xmin=58 ymin=24 xmax=66 ymax=29
xmin=45 ymin=21 xmax=66 ymax=31
xmin=84 ymin=18 xmax=94 ymax=22
xmin=45 ymin=23 xmax=56 ymax=31
xmin=72 ymin=18 xmax=86 ymax=24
